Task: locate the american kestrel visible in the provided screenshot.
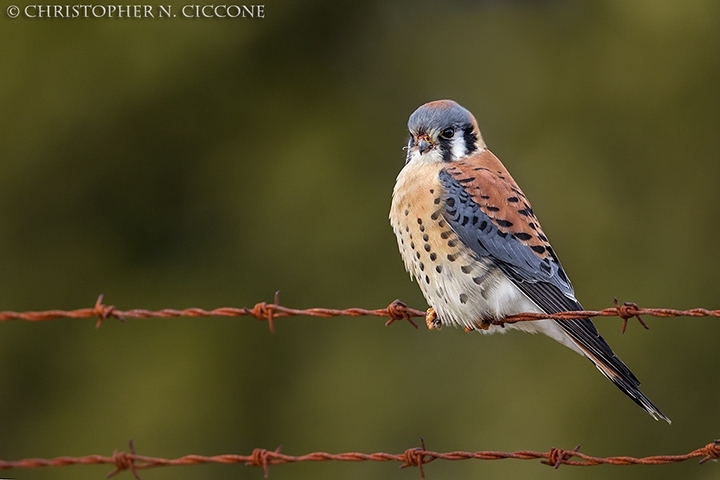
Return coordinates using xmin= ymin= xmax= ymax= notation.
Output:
xmin=390 ymin=99 xmax=670 ymax=423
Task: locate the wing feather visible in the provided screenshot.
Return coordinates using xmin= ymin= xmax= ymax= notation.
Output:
xmin=438 ymin=155 xmax=670 ymax=423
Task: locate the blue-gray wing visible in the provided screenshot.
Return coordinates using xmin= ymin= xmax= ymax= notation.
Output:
xmin=437 ymin=165 xmax=574 ymax=299
xmin=438 ymin=161 xmax=641 ymax=386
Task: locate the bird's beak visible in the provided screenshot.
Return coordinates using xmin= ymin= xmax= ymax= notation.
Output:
xmin=417 ymin=135 xmax=433 ymax=154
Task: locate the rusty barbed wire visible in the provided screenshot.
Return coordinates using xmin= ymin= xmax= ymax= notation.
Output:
xmin=0 ymin=294 xmax=719 ymax=332
xmin=0 ymin=438 xmax=716 ymax=479
xmin=0 ymin=294 xmax=427 ymax=330
xmin=1 ymin=298 xmax=718 ymax=478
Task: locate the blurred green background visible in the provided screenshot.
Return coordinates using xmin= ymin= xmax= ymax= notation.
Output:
xmin=0 ymin=0 xmax=719 ymax=479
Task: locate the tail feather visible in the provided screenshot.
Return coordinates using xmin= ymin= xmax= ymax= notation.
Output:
xmin=497 ymin=266 xmax=670 ymax=423
xmin=582 ymin=348 xmax=671 ymax=424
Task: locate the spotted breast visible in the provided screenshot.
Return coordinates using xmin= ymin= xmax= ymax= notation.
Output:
xmin=390 ymin=153 xmax=540 ymax=333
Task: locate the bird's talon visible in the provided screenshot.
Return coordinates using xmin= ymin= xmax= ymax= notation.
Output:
xmin=425 ymin=307 xmax=441 ymax=330
xmin=478 ymin=319 xmax=492 ymax=330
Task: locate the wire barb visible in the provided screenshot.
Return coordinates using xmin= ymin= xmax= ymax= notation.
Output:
xmin=385 ymin=299 xmax=419 ymax=328
xmin=400 ymin=438 xmax=432 ymax=479
xmin=245 ymin=446 xmax=282 ymax=478
xmin=94 ymin=294 xmax=127 ymax=329
xmin=543 ymin=444 xmax=581 ymax=469
xmin=699 ymin=439 xmax=720 ymax=464
xmin=614 ymin=298 xmax=649 ymax=334
xmin=248 ymin=291 xmax=281 ymax=333
xmin=107 ymin=440 xmax=140 ymax=480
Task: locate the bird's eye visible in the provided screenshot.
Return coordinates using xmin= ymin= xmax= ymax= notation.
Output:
xmin=440 ymin=127 xmax=455 ymax=139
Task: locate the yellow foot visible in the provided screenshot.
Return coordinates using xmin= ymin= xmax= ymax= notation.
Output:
xmin=465 ymin=320 xmax=491 ymax=332
xmin=425 ymin=307 xmax=442 ymax=330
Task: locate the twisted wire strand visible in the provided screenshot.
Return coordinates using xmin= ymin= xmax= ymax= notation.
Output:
xmin=0 ymin=294 xmax=718 ymax=332
xmin=0 ymin=439 xmax=716 ymax=479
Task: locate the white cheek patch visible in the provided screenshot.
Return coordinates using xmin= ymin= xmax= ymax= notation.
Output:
xmin=450 ymin=134 xmax=467 ymax=160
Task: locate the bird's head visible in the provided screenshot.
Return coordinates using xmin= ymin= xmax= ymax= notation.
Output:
xmin=405 ymin=99 xmax=486 ymax=164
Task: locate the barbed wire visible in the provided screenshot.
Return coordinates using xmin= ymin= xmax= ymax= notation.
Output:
xmin=0 ymin=438 xmax=716 ymax=479
xmin=0 ymin=293 xmax=719 ymax=332
xmin=1 ymin=297 xmax=718 ymax=478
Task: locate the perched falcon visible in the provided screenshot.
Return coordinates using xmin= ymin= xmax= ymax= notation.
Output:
xmin=389 ymin=99 xmax=669 ymax=423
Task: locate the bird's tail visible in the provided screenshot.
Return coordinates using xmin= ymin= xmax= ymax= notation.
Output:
xmin=580 ymin=347 xmax=671 ymax=424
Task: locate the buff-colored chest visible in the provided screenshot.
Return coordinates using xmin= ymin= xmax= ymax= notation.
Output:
xmin=390 ymin=161 xmax=505 ymax=329
xmin=392 ymin=158 xmax=562 ymax=337
xmin=390 ymin=160 xmax=452 ymax=287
